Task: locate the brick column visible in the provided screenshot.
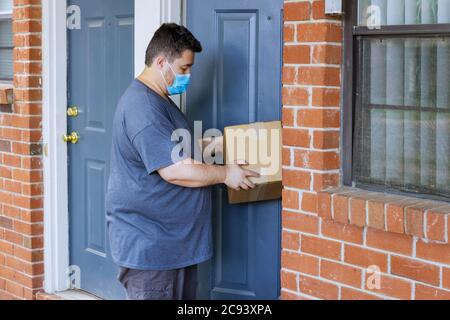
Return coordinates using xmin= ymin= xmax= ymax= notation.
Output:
xmin=281 ymin=0 xmax=343 ymax=300
xmin=0 ymin=0 xmax=43 ymax=300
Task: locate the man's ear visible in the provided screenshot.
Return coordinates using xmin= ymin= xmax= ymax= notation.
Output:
xmin=154 ymin=55 xmax=166 ymax=71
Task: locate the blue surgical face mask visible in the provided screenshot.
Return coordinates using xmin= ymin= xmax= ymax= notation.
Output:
xmin=160 ymin=63 xmax=191 ymax=96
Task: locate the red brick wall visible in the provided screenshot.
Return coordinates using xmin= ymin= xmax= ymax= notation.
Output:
xmin=0 ymin=0 xmax=43 ymax=300
xmin=280 ymin=0 xmax=450 ymax=300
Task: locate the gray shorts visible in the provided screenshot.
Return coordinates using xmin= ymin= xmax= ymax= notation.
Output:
xmin=117 ymin=264 xmax=198 ymax=300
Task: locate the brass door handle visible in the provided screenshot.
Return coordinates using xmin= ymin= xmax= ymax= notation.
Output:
xmin=67 ymin=106 xmax=79 ymax=117
xmin=63 ymin=132 xmax=80 ymax=144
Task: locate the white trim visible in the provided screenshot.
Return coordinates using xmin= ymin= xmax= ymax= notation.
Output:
xmin=42 ymin=0 xmax=182 ymax=296
xmin=42 ymin=0 xmax=69 ymax=293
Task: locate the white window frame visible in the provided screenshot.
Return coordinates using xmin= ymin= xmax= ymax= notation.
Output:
xmin=42 ymin=0 xmax=182 ymax=295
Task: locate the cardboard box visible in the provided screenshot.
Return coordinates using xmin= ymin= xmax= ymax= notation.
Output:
xmin=224 ymin=121 xmax=282 ymax=204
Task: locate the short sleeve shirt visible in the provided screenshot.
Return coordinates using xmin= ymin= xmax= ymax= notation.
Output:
xmin=106 ymin=79 xmax=213 ymax=270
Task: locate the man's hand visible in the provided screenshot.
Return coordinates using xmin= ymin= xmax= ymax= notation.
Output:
xmin=224 ymin=163 xmax=260 ymax=191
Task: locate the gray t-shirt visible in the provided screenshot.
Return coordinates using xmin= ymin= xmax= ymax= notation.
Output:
xmin=106 ymin=79 xmax=212 ymax=270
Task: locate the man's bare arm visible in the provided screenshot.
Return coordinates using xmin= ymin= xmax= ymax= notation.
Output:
xmin=158 ymin=158 xmax=258 ymax=190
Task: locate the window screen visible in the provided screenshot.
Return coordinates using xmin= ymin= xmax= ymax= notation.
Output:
xmin=351 ymin=0 xmax=450 ymax=199
xmin=0 ymin=0 xmax=13 ymax=81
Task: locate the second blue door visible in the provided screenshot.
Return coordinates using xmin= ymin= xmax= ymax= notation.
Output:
xmin=67 ymin=0 xmax=134 ymax=299
xmin=186 ymin=0 xmax=284 ymax=300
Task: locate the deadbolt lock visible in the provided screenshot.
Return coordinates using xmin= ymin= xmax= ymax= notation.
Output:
xmin=67 ymin=106 xmax=79 ymax=117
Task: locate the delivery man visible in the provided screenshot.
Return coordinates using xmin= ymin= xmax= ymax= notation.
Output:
xmin=105 ymin=23 xmax=259 ymax=300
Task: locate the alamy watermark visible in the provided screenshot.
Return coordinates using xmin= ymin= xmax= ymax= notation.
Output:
xmin=170 ymin=121 xmax=281 ymax=177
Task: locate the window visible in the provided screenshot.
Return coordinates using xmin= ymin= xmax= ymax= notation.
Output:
xmin=343 ymin=0 xmax=450 ymax=200
xmin=0 ymin=0 xmax=13 ymax=81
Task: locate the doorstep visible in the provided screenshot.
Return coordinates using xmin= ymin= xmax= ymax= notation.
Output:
xmin=36 ymin=290 xmax=103 ymax=300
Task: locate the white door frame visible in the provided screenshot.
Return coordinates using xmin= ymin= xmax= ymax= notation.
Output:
xmin=42 ymin=0 xmax=182 ymax=294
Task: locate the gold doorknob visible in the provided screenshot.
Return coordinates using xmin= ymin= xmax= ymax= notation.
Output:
xmin=67 ymin=106 xmax=79 ymax=117
xmin=63 ymin=132 xmax=80 ymax=144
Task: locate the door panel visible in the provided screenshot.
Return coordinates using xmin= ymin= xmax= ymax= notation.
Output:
xmin=68 ymin=0 xmax=134 ymax=300
xmin=186 ymin=0 xmax=283 ymax=300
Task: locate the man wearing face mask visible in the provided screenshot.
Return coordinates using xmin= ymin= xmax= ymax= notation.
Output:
xmin=105 ymin=23 xmax=258 ymax=300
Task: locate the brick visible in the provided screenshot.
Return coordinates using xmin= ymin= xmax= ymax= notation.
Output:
xmin=13 ymin=20 xmax=42 ymax=33
xmin=297 ymin=23 xmax=342 ymax=43
xmin=301 ymin=235 xmax=341 ymax=260
xmin=415 ymin=241 xmax=450 ymax=265
xmin=282 ymin=87 xmax=309 ymax=106
xmin=284 ymin=24 xmax=295 ymax=43
xmin=283 ymin=147 xmax=291 ymax=166
xmin=341 ymin=287 xmax=382 ymax=300
xmin=415 ymin=284 xmax=450 ymax=300
xmin=299 ymin=275 xmax=339 ymax=300
xmin=284 ymin=45 xmax=310 ymax=64
xmin=13 ymin=6 xmax=42 ymax=20
xmin=320 ymin=260 xmax=362 ymax=288
xmin=281 ymin=270 xmax=297 ymax=292
xmin=425 ymin=211 xmax=446 ymax=242
xmin=301 ymin=192 xmax=318 ymax=213
xmin=282 ymin=67 xmax=296 ymax=85
xmin=282 ymin=128 xmax=310 ymax=148
xmin=13 ymin=62 xmax=42 ymax=75
xmin=13 ymin=34 xmax=41 ymax=47
xmin=312 ymin=88 xmax=341 ymax=107
xmin=281 ymin=251 xmax=319 ymax=276
xmin=443 ymin=268 xmax=450 ymax=290
xmin=350 ymin=198 xmax=366 ymax=227
xmin=298 ymin=66 xmax=341 ymax=87
xmin=391 ymin=256 xmax=440 ymax=286
xmin=386 ymin=203 xmax=405 ymax=234
xmin=282 ymin=231 xmax=300 ymax=251
xmin=322 ymin=220 xmax=364 ymax=244
xmin=317 ymin=192 xmax=332 ymax=220
xmin=332 ymin=194 xmax=349 ymax=224
xmin=284 ymin=2 xmax=311 ymax=21
xmin=405 ymin=207 xmax=424 ymax=238
xmin=364 ymin=274 xmax=412 ymax=300
xmin=367 ymin=200 xmax=385 ymax=230
xmin=283 ymin=169 xmax=311 ymax=190
xmin=366 ymin=228 xmax=413 ymax=255
xmin=297 ymin=109 xmax=340 ymax=128
xmin=282 ymin=211 xmax=319 ymax=235
xmin=0 ymin=216 xmax=13 ymax=230
xmin=294 ymin=150 xmax=340 ymax=170
xmin=313 ymin=130 xmax=339 ymax=149
xmin=344 ymin=245 xmax=388 ymax=272
xmin=312 ymin=44 xmax=342 ymax=65
xmin=5 ymin=281 xmax=24 ymax=298
xmin=282 ymin=189 xmax=299 ymax=210
xmin=313 ymin=172 xmax=339 ymax=191
xmin=0 ymin=140 xmax=12 ymax=152
xmin=280 ymin=290 xmax=305 ymax=300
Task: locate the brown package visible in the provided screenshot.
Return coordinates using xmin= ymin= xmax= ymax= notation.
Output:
xmin=224 ymin=121 xmax=282 ymax=204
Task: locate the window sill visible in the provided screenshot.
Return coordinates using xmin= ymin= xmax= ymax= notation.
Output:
xmin=318 ymin=187 xmax=450 ymax=244
xmin=0 ymin=83 xmax=13 ymax=105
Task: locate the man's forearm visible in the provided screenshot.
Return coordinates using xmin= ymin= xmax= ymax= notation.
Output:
xmin=159 ymin=159 xmax=226 ymax=188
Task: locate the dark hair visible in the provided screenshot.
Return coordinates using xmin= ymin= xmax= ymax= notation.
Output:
xmin=145 ymin=23 xmax=202 ymax=66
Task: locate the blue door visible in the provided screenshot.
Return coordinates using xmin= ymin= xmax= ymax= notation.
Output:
xmin=186 ymin=0 xmax=283 ymax=300
xmin=67 ymin=0 xmax=134 ymax=299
